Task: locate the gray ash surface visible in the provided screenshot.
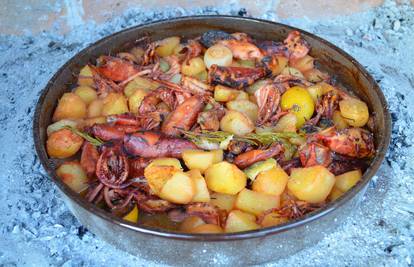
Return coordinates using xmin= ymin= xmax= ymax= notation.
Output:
xmin=0 ymin=1 xmax=413 ymax=266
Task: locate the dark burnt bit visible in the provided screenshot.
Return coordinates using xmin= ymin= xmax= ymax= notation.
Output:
xmin=199 ymin=30 xmax=233 ymax=48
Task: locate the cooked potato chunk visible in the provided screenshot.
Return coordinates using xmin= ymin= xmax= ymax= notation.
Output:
xmin=205 ymin=161 xmax=247 ymax=195
xmin=52 ymin=93 xmax=87 ymax=122
xmin=288 ymin=166 xmax=335 ymax=203
xmin=273 ymin=113 xmax=297 ymax=133
xmin=328 ymin=186 xmax=344 ymax=201
xmin=304 ymin=69 xmax=329 ymax=83
xmin=148 ymin=157 xmax=183 ymax=170
xmin=78 ymin=65 xmax=94 ymax=86
xmin=190 ymin=224 xmax=223 ymax=233
xmin=235 ymin=189 xmax=280 ymax=216
xmin=187 ymin=169 xmax=210 ymax=203
xmin=159 ymin=171 xmax=195 ymax=204
xmin=180 ymin=216 xmax=205 ymax=232
xmin=226 ymin=100 xmax=258 ymax=122
xmin=289 ymin=55 xmax=314 ymax=73
xmin=56 ymin=161 xmax=88 ymax=193
xmin=128 ymin=89 xmax=148 ymax=113
xmin=82 ymin=116 xmax=106 ymax=128
xmin=220 ymin=110 xmax=254 ymax=135
xmin=259 ymin=211 xmax=288 ymax=227
xmin=182 ymin=57 xmax=206 ymax=76
xmin=144 ymin=165 xmax=178 ymax=195
xmin=339 ymin=98 xmax=369 ymax=127
xmin=281 ymin=67 xmax=304 ymax=79
xmin=123 ymin=205 xmax=139 ymax=223
xmin=252 ymin=167 xmax=289 ymax=196
xmin=124 ymin=77 xmax=159 ymax=96
xmin=214 ymin=85 xmax=244 ymax=102
xmin=155 ymin=36 xmax=180 ymax=57
xmin=47 ymin=128 xmax=83 ymax=158
xmin=182 ymin=149 xmax=223 ymax=173
xmin=225 ymin=210 xmax=259 ymax=233
xmin=332 ymin=110 xmax=349 ymax=130
xmin=307 ymin=84 xmax=323 ymax=103
xmin=102 ymin=93 xmax=129 ymax=116
xmin=210 ymin=192 xmax=236 ymax=212
xmin=46 ymin=119 xmax=78 ymax=136
xmin=87 ymin=99 xmax=103 ymax=118
xmin=246 ymin=79 xmax=271 ymax=95
xmin=74 ymin=86 xmax=97 ymax=105
xmin=334 ymin=169 xmax=362 ymax=192
xmin=267 ymin=56 xmax=288 ymax=76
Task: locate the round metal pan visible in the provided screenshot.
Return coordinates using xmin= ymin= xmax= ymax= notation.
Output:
xmin=33 ymin=16 xmax=391 ymax=265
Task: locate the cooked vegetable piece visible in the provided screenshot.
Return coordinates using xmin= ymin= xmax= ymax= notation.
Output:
xmin=226 ymin=100 xmax=259 ymax=122
xmin=259 ymin=211 xmax=288 ymax=227
xmin=82 ymin=116 xmax=106 ymax=128
xmin=159 ymin=171 xmax=195 ymax=204
xmin=74 ymin=86 xmax=97 ymax=104
xmin=252 ymin=166 xmax=289 ymax=196
xmin=204 ymin=44 xmax=233 ymax=69
xmin=148 ymin=158 xmax=183 ymax=170
xmin=56 ymin=161 xmax=88 ymax=193
xmin=332 ymin=110 xmax=348 ymax=130
xmin=281 ymin=67 xmax=304 ymax=78
xmin=47 ymin=128 xmax=83 ymax=158
xmin=187 ymin=169 xmax=211 ymax=202
xmin=289 ymin=55 xmax=314 ymax=73
xmin=235 ymin=188 xmax=280 ymax=216
xmin=339 ymin=98 xmax=369 ymax=127
xmin=328 ymin=187 xmax=344 ymax=201
xmin=214 ymin=85 xmax=244 ymax=102
xmin=266 ymin=56 xmax=288 ymax=76
xmin=53 ymin=93 xmax=87 ymax=122
xmin=220 ymin=110 xmax=255 ymax=135
xmin=307 ymin=84 xmax=323 ymax=103
xmin=304 ymin=69 xmax=328 ymax=83
xmin=246 ymin=79 xmax=271 ymax=95
xmin=273 ymin=113 xmax=297 ymax=133
xmin=144 ymin=165 xmax=179 ymax=195
xmin=334 ymin=169 xmax=362 ymax=192
xmin=155 ymin=36 xmax=180 ymax=57
xmin=190 ymin=224 xmax=224 ymax=233
xmin=288 ymin=166 xmax=335 ymax=203
xmin=182 ymin=57 xmax=206 ymax=76
xmin=78 ymin=65 xmax=94 ymax=86
xmin=210 ymin=192 xmax=236 ymax=212
xmin=225 ymin=210 xmax=260 ymax=233
xmin=123 ymin=205 xmax=139 ymax=223
xmin=87 ymin=99 xmax=103 ymax=118
xmin=180 ymin=216 xmax=205 ymax=232
xmin=128 ymin=89 xmax=148 ymax=113
xmin=243 ymin=158 xmax=277 ymax=181
xmin=182 ymin=149 xmax=223 ymax=173
xmin=102 ymin=93 xmax=129 ymax=116
xmin=124 ymin=77 xmax=159 ymax=96
xmin=281 ymin=86 xmax=315 ymax=127
xmin=205 ymin=161 xmax=247 ymax=195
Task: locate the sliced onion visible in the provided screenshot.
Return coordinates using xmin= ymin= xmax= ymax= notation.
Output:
xmin=204 ymin=44 xmax=233 ymax=69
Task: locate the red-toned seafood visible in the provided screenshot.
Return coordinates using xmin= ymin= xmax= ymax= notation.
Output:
xmin=299 ymin=142 xmax=332 ymax=167
xmin=185 ymin=203 xmax=222 ymax=226
xmin=96 ymin=56 xmax=140 ymax=82
xmin=208 ymin=65 xmax=268 ymax=89
xmin=218 ymin=39 xmax=263 ymax=60
xmin=123 ymin=131 xmax=198 ymax=158
xmin=80 ymin=142 xmax=99 ymax=177
xmin=234 ymin=143 xmax=283 ymax=169
xmin=254 ymin=83 xmax=285 ymax=126
xmin=283 ymin=31 xmax=310 ymax=60
xmin=96 ymin=148 xmax=129 ymax=189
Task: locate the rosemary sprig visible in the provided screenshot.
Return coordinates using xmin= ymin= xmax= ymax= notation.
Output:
xmin=241 ymin=132 xmax=304 ymax=146
xmin=64 ymin=125 xmax=104 ymax=146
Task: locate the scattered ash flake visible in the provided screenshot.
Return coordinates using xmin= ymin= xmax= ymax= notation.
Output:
xmin=0 ymin=0 xmax=413 ymax=266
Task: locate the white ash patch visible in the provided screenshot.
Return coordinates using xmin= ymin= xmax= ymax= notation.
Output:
xmin=0 ymin=0 xmax=413 ymax=266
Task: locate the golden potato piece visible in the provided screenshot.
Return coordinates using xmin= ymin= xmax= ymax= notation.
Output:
xmin=328 ymin=186 xmax=344 ymax=202
xmin=252 ymin=167 xmax=289 ymax=196
xmin=144 ymin=165 xmax=178 ymax=195
xmin=226 ymin=100 xmax=258 ymax=122
xmin=74 ymin=86 xmax=97 ymax=105
xmin=288 ymin=166 xmax=335 ymax=203
xmin=273 ymin=113 xmax=297 ymax=133
xmin=332 ymin=110 xmax=349 ymax=130
xmin=102 ymin=93 xmax=129 ymax=116
xmin=148 ymin=157 xmax=183 ymax=170
xmin=82 ymin=116 xmax=106 ymax=128
xmin=220 ymin=110 xmax=254 ymax=135
xmin=209 ymin=192 xmax=236 ymax=212
xmin=159 ymin=171 xmax=195 ymax=204
xmin=47 ymin=128 xmax=83 ymax=158
xmin=182 ymin=149 xmax=223 ymax=173
xmin=155 ymin=36 xmax=180 ymax=57
xmin=123 ymin=205 xmax=139 ymax=223
xmin=214 ymin=85 xmax=243 ymax=102
xmin=52 ymin=93 xmax=87 ymax=122
xmin=187 ymin=169 xmax=210 ymax=203
xmin=289 ymin=55 xmax=314 ymax=73
xmin=78 ymin=65 xmax=94 ymax=86
xmin=339 ymin=98 xmax=369 ymax=127
xmin=180 ymin=216 xmax=205 ymax=232
xmin=225 ymin=210 xmax=260 ymax=233
xmin=259 ymin=211 xmax=288 ymax=227
xmin=335 ymin=169 xmax=362 ymax=192
xmin=182 ymin=57 xmax=206 ymax=76
xmin=190 ymin=224 xmax=223 ymax=234
xmin=235 ymin=188 xmax=280 ymax=216
xmin=205 ymin=161 xmax=247 ymax=195
xmin=56 ymin=161 xmax=88 ymax=193
xmin=87 ymin=99 xmax=103 ymax=118
xmin=128 ymin=89 xmax=148 ymax=113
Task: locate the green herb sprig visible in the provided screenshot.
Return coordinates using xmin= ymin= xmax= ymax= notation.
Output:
xmin=64 ymin=125 xmax=104 ymax=146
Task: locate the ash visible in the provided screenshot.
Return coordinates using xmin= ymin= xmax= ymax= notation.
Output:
xmin=0 ymin=1 xmax=413 ymax=266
